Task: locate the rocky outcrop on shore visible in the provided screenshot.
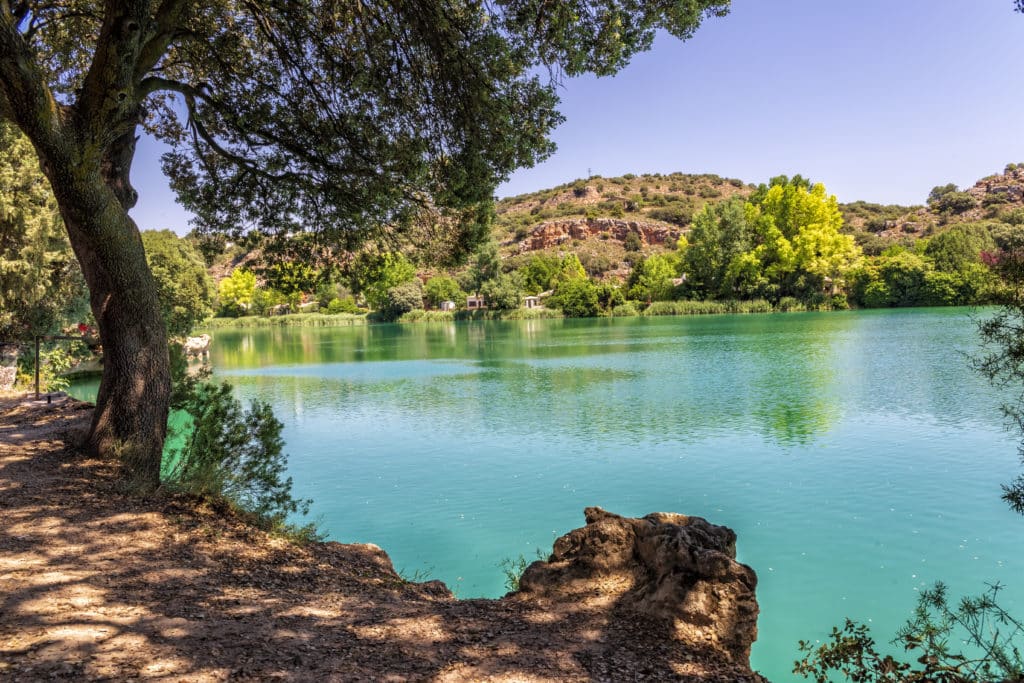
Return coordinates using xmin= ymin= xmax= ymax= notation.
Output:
xmin=519 ymin=507 xmax=759 ymax=664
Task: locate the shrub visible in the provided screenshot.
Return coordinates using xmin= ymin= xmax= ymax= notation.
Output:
xmin=1000 ymin=207 xmax=1024 ymax=226
xmin=479 ymin=273 xmax=521 ymax=311
xmin=862 ymin=281 xmax=893 ymax=308
xmin=326 ymin=296 xmax=361 ymax=314
xmin=932 ymin=191 xmax=977 ymax=215
xmin=794 ymin=582 xmax=1024 ymax=683
xmin=549 ymin=278 xmax=600 ymax=318
xmin=776 ymin=296 xmax=806 ymax=312
xmin=423 ymin=275 xmax=464 ymax=309
xmin=380 ymin=280 xmax=424 ymax=321
xmin=166 ymin=355 xmax=316 ymax=538
xmin=647 ymin=204 xmax=694 ymax=226
xmin=610 ymin=301 xmax=640 ymax=317
xmin=829 ymin=294 xmax=850 ymax=310
xmin=579 ymin=252 xmax=614 ymax=276
xmin=623 ymin=231 xmax=643 ymax=252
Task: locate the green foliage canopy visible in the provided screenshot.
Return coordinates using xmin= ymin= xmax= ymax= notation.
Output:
xmin=140 ymin=230 xmax=215 ymax=337
xmin=479 ymin=273 xmax=522 ymax=311
xmin=424 ymin=276 xmax=464 ymax=309
xmin=683 ymin=198 xmax=752 ymax=299
xmin=349 ymin=252 xmax=417 ymax=312
xmin=0 ymin=123 xmax=87 ymax=338
xmin=218 ymin=267 xmax=257 ymax=316
xmin=380 ymin=280 xmax=424 ymax=321
xmin=550 ymin=277 xmax=600 ymax=317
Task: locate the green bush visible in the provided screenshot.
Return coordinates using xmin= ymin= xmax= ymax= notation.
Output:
xmin=166 ymin=356 xmax=316 ymax=539
xmin=610 ymin=301 xmax=640 ymax=317
xmin=326 ymin=296 xmax=362 ymax=314
xmin=479 ymin=273 xmax=522 ymax=311
xmin=795 ymin=582 xmax=1023 ymax=683
xmin=623 ymin=231 xmax=643 ymax=252
xmin=380 ymin=280 xmax=424 ymax=321
xmin=549 ymin=278 xmax=600 ymax=318
xmin=862 ymin=281 xmax=893 ymax=308
xmin=647 ymin=204 xmax=694 ymax=226
xmin=776 ymin=296 xmax=807 ymax=312
xmin=829 ymin=294 xmax=850 ymax=310
xmin=932 ymin=191 xmax=977 ymax=214
xmin=1000 ymin=207 xmax=1024 ymax=226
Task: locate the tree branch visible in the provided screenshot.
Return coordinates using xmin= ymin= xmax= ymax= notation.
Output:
xmin=77 ymin=1 xmax=151 ymax=139
xmin=0 ymin=5 xmax=65 ymax=155
xmin=135 ymin=0 xmax=191 ymax=81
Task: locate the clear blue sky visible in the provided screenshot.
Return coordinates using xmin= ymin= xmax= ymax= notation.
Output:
xmin=131 ymin=0 xmax=1024 ymax=235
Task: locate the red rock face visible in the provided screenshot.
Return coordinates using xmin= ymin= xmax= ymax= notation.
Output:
xmin=517 ymin=507 xmax=760 ymax=665
xmin=518 ymin=218 xmax=683 ymax=253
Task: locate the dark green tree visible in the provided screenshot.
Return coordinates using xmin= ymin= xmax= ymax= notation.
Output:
xmin=423 ymin=275 xmax=464 ymax=309
xmin=347 ymin=251 xmax=417 ymax=312
xmin=924 ymin=223 xmax=997 ymax=273
xmin=0 ymin=0 xmax=727 ymax=488
xmin=479 ymin=273 xmax=522 ymax=311
xmin=549 ymin=277 xmax=599 ymax=317
xmin=519 ymin=253 xmax=562 ymax=294
xmin=0 ymin=122 xmax=88 ymax=339
xmin=262 ymin=261 xmax=318 ymax=299
xmin=380 ymin=280 xmax=424 ymax=321
xmin=683 ymin=198 xmax=751 ymax=298
xmin=469 ymin=242 xmax=502 ymax=295
xmin=140 ymin=229 xmax=214 ymax=337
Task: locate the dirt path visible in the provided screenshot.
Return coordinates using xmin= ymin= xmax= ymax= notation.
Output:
xmin=0 ymin=395 xmax=765 ymax=682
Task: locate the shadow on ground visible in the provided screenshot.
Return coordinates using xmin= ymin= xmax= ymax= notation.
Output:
xmin=0 ymin=396 xmax=765 ymax=682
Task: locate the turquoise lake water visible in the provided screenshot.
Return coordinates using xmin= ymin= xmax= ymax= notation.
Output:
xmin=71 ymin=308 xmax=1024 ymax=680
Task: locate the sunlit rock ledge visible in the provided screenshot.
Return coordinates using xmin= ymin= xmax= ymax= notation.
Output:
xmin=515 ymin=507 xmax=759 ymax=665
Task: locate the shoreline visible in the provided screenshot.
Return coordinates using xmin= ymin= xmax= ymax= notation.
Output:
xmin=0 ymin=395 xmax=767 ymax=682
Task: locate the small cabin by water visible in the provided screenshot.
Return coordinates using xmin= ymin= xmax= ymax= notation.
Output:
xmin=466 ymin=295 xmax=487 ymax=310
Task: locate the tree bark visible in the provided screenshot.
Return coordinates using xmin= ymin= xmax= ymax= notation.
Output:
xmin=44 ymin=140 xmax=169 ymax=493
xmin=0 ymin=4 xmax=174 ymax=492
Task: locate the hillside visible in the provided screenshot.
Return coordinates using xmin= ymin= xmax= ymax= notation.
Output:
xmin=201 ymin=164 xmax=1024 ymax=317
xmin=491 ymin=165 xmax=1024 ymax=269
xmin=841 ymin=165 xmax=1024 ymax=250
xmin=491 ymin=173 xmax=753 ymax=280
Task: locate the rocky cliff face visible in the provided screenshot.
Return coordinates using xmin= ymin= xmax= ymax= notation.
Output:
xmin=517 ymin=506 xmax=760 ymax=665
xmin=516 ymin=218 xmax=683 ymax=253
xmin=968 ymin=165 xmax=1024 ymax=205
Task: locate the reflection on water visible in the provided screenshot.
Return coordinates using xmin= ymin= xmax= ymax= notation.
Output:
xmin=71 ymin=308 xmax=1024 ymax=681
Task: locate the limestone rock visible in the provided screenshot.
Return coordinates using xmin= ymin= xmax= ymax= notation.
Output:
xmin=518 ymin=218 xmax=683 ymax=253
xmin=518 ymin=506 xmax=759 ymax=663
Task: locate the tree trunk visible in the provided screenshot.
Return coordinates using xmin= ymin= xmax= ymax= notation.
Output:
xmin=44 ymin=141 xmax=169 ymax=493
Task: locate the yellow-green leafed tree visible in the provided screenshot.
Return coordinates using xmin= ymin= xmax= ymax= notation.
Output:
xmin=218 ymin=268 xmax=257 ymax=317
xmin=747 ymin=181 xmax=861 ymax=297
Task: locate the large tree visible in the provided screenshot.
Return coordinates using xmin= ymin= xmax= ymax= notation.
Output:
xmin=0 ymin=0 xmax=727 ymax=490
xmin=0 ymin=122 xmax=88 ymax=339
